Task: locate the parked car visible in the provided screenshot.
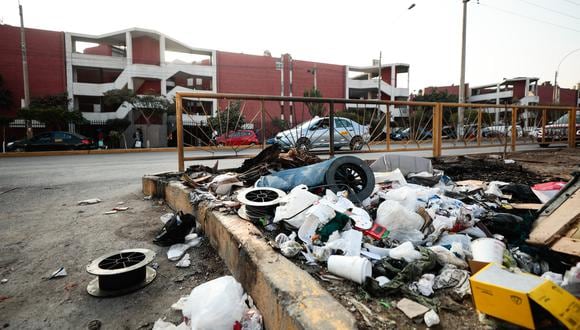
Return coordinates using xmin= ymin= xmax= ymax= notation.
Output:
xmin=441 ymin=124 xmax=478 ymax=139
xmin=6 ymin=131 xmax=94 ymax=152
xmin=537 ymin=111 xmax=580 ymax=147
xmin=391 ymin=127 xmax=432 ymax=141
xmin=274 ymin=116 xmax=370 ymax=151
xmin=215 ymin=130 xmax=259 ymax=146
xmin=481 ymin=125 xmax=523 ymax=138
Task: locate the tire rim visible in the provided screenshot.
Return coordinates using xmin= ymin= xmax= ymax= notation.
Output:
xmin=333 ymin=163 xmax=367 ymax=194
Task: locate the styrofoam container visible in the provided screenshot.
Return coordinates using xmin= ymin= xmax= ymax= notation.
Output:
xmin=327 ymin=255 xmax=372 ymax=284
xmin=471 ymin=238 xmax=505 ymax=264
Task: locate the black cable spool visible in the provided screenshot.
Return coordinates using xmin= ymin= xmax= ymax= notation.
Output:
xmin=86 ymin=248 xmax=156 ymax=297
xmin=237 ymin=187 xmax=286 ymax=223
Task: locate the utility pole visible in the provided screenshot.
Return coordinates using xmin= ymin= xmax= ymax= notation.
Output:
xmin=377 ymin=51 xmax=382 ymax=100
xmin=19 ymin=1 xmax=32 ymax=139
xmin=458 ymin=0 xmax=470 ymax=136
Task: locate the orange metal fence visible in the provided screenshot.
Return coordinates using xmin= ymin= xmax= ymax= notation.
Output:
xmin=175 ymin=92 xmax=578 ymax=171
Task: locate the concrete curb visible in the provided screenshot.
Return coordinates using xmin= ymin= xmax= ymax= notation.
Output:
xmin=143 ymin=176 xmax=357 ymax=330
xmin=0 ymin=146 xmax=264 ymax=158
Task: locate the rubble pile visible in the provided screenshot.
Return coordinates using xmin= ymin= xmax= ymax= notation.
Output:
xmin=183 ymin=147 xmax=579 ymax=329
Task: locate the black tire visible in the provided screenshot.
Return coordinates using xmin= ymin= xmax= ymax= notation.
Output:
xmin=349 ymin=136 xmax=364 ymax=151
xmin=325 ymin=156 xmax=375 ymax=202
xmin=539 ymin=143 xmax=549 ymax=148
xmin=295 ymin=137 xmax=311 ymax=151
xmin=333 ymin=146 xmax=342 ymax=151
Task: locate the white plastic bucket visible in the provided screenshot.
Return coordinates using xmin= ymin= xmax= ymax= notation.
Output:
xmin=471 ymin=238 xmax=505 ymax=264
xmin=327 ymin=256 xmax=372 ymax=284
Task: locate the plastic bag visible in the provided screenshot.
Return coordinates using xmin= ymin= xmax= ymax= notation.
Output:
xmin=389 ymin=241 xmax=421 ymax=262
xmin=375 ymin=200 xmax=424 ymax=232
xmin=410 ymin=273 xmax=435 ymax=297
xmin=183 ymin=276 xmax=247 ymax=330
xmin=273 ymin=185 xmax=320 ymax=228
xmin=424 ymin=310 xmax=440 ymax=327
xmin=383 ymin=186 xmax=418 ymax=211
xmin=241 ymin=307 xmax=263 ymax=330
xmin=275 ymin=232 xmax=302 ymax=257
xmin=373 ymin=168 xmax=407 ymax=185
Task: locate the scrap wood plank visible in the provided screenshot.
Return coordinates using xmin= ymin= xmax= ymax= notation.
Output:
xmin=550 ymin=237 xmax=580 ymax=257
xmin=527 ymin=190 xmax=580 ymax=245
xmin=511 ymin=203 xmax=543 ymax=210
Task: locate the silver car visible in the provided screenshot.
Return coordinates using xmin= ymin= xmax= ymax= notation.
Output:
xmin=275 ymin=116 xmax=370 ymax=151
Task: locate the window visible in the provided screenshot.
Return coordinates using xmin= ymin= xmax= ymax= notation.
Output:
xmin=33 ymin=133 xmax=52 ymax=143
xmin=336 ymin=118 xmax=353 ymax=129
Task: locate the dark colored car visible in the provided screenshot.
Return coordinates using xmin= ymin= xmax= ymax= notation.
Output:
xmin=215 ymin=130 xmax=259 ymax=146
xmin=6 ymin=131 xmax=94 ymax=152
xmin=391 ymin=127 xmax=433 ymax=141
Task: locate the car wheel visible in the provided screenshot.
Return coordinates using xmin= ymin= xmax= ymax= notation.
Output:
xmin=249 ymin=142 xmax=256 ymax=146
xmin=15 ymin=147 xmax=25 ymax=152
xmin=539 ymin=143 xmax=550 ymax=148
xmin=349 ymin=136 xmax=364 ymax=151
xmin=333 ymin=146 xmax=342 ymax=151
xmin=295 ymin=137 xmax=311 ymax=151
xmin=325 ymin=156 xmax=375 ymax=202
xmin=218 ymin=142 xmax=225 ymax=147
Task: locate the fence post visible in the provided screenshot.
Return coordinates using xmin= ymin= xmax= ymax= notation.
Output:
xmin=477 ymin=108 xmax=482 ymax=147
xmin=329 ymin=102 xmax=335 ymax=157
xmin=569 ymin=107 xmax=577 ymax=148
xmin=260 ymin=100 xmax=266 ymax=148
xmin=432 ymin=103 xmax=442 ymax=158
xmin=176 ymin=93 xmax=184 ymax=172
xmin=511 ymin=106 xmax=518 ymax=152
xmin=386 ymin=105 xmax=391 ymax=151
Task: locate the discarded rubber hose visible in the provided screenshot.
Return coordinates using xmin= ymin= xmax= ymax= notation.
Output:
xmin=245 ymin=204 xmax=278 ymax=223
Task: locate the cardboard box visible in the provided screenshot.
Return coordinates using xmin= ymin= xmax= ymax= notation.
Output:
xmin=469 ymin=263 xmax=580 ymax=329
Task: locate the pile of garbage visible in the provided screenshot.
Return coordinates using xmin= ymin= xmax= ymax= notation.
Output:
xmin=185 ymin=148 xmax=579 ymax=328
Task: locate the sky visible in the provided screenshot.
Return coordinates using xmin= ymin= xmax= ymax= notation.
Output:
xmin=1 ymin=0 xmax=579 ymax=92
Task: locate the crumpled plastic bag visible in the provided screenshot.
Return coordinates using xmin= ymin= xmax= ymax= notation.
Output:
xmin=275 ymin=232 xmax=302 ymax=257
xmin=241 ymin=307 xmax=263 ymax=330
xmin=428 ymin=245 xmax=468 ymax=269
xmin=318 ymin=190 xmax=372 ymax=229
xmin=409 ymin=273 xmax=435 ymax=297
xmin=389 ymin=241 xmax=422 ymax=263
xmin=424 ymin=309 xmax=440 ymax=327
xmin=273 ymin=185 xmax=320 ymax=228
xmin=182 ymin=276 xmax=247 ymax=330
xmin=376 ymin=200 xmax=424 ymax=232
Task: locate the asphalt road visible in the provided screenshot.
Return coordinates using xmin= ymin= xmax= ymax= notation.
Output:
xmin=0 ymin=142 xmax=555 ymax=190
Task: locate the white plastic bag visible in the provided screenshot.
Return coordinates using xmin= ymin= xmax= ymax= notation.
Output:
xmin=375 ymin=200 xmax=424 ymax=231
xmin=273 ymin=185 xmax=320 ymax=228
xmin=183 ymin=276 xmax=247 ymax=330
xmin=389 ymin=241 xmax=421 ymax=262
xmin=424 ymin=309 xmax=440 ymax=327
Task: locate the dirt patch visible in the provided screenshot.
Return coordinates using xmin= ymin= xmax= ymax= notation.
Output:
xmin=0 ymin=191 xmax=229 ymax=329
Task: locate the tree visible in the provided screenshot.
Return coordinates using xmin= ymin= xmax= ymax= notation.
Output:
xmin=0 ymin=75 xmax=13 ymax=151
xmin=0 ymin=75 xmax=12 ymax=112
xmin=303 ymin=87 xmax=326 ymax=117
xmin=104 ymin=88 xmax=170 ymax=147
xmin=208 ymin=101 xmax=246 ymax=134
xmin=105 ymin=118 xmax=131 ymax=149
xmin=18 ymin=93 xmax=85 ymax=132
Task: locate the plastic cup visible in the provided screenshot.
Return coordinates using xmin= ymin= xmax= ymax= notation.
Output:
xmin=471 ymin=238 xmax=505 ymax=264
xmin=327 ymin=255 xmax=372 ymax=284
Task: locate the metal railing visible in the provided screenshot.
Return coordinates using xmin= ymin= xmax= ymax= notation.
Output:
xmin=175 ymin=92 xmax=578 ymax=171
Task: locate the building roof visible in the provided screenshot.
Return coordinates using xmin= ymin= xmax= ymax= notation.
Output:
xmin=67 ymin=27 xmax=213 ymax=56
xmin=348 ymin=63 xmax=410 ymax=74
xmin=471 ymin=77 xmax=539 ymax=89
